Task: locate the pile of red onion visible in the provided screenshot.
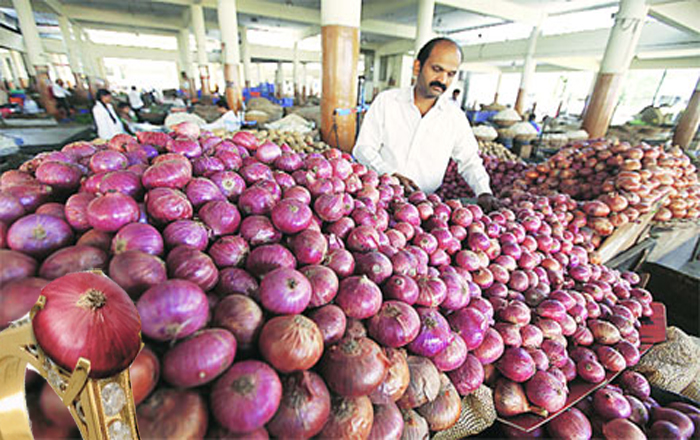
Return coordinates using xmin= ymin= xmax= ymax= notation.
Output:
xmin=501 ymin=371 xmax=699 ymax=439
xmin=435 ymin=153 xmax=527 ymax=200
xmin=0 ymin=122 xmax=664 ymax=438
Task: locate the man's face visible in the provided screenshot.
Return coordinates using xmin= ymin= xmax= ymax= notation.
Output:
xmin=103 ymin=94 xmax=112 ymax=105
xmin=413 ymin=42 xmax=461 ymax=100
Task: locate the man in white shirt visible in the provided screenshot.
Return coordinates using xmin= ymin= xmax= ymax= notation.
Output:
xmin=51 ymin=79 xmax=72 ymax=118
xmin=353 ymin=37 xmax=498 ymax=211
xmin=128 ymin=86 xmax=144 ymax=111
xmin=92 ymin=89 xmax=125 ymax=140
xmin=202 ymin=100 xmax=241 ymax=132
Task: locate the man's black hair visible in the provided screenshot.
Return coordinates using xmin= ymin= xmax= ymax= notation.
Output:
xmin=416 ymin=37 xmax=462 ymax=69
xmin=216 ymin=99 xmax=230 ymax=110
xmin=95 ymin=89 xmax=111 ymax=102
xmin=116 ymin=102 xmax=130 ymax=110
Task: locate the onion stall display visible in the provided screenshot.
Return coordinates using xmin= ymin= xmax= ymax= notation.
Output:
xmin=0 ymin=122 xmax=664 ymax=438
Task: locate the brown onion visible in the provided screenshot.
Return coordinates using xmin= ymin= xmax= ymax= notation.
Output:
xmin=400 ymin=408 xmax=430 ymax=440
xmin=259 ymin=314 xmax=323 ymax=373
xmin=417 ymin=373 xmax=461 ymax=431
xmin=319 ymin=396 xmax=374 ymax=439
xmin=266 ymin=371 xmax=331 ymax=439
xmin=321 ymin=336 xmax=389 ymax=397
xmin=397 ymin=356 xmax=441 ymax=409
xmin=369 ymin=348 xmax=410 ymax=404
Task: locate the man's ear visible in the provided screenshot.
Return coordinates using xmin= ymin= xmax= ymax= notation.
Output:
xmin=413 ymin=59 xmax=421 ymax=78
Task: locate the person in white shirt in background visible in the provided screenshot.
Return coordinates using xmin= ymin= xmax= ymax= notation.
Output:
xmin=128 ymin=86 xmax=144 ymax=112
xmin=353 ymin=37 xmax=499 ymax=212
xmin=51 ymin=79 xmax=72 ymax=118
xmin=92 ymin=89 xmax=125 ymax=140
xmin=202 ymin=100 xmax=241 ymax=132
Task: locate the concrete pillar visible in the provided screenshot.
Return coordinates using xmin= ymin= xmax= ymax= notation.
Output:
xmin=240 ymin=26 xmax=252 ymax=88
xmin=293 ymin=41 xmax=300 ymax=101
xmin=582 ymin=0 xmax=648 ymax=139
xmin=300 ymin=62 xmax=307 ymax=102
xmin=514 ymin=23 xmax=541 ymax=115
xmin=9 ymin=51 xmax=27 ymax=88
xmin=673 ymin=76 xmax=700 ymax=149
xmin=493 ymin=71 xmax=502 ymax=103
xmin=1 ymin=57 xmax=14 ymax=89
xmin=321 ymin=0 xmax=361 ymax=152
xmin=415 ymin=0 xmax=435 ymax=53
xmin=12 ymin=0 xmax=56 ymax=115
xmin=177 ymin=29 xmax=197 ymax=100
xmin=218 ymin=0 xmax=243 ymax=111
xmin=56 ymin=15 xmax=86 ymax=98
xmin=75 ymin=27 xmax=97 ymax=99
xmin=275 ymin=61 xmax=284 ymax=98
xmin=191 ymin=3 xmax=210 ymax=98
xmin=372 ymin=53 xmax=381 ymax=96
xmin=257 ymin=63 xmax=263 ymax=85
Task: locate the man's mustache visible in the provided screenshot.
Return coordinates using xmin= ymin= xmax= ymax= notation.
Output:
xmin=429 ymin=81 xmax=447 ymax=92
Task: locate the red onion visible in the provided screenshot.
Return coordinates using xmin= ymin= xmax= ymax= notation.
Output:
xmin=216 ymin=267 xmax=259 ymax=297
xmin=432 ymin=332 xmax=468 ymax=371
xmin=137 ymin=279 xmax=209 ymax=341
xmin=497 ymin=347 xmax=536 ymax=383
xmin=595 ymin=345 xmax=626 ymax=372
xmin=137 ymin=389 xmax=208 ymax=439
xmin=209 ymin=235 xmax=249 ymax=268
xmin=199 ymin=200 xmax=241 ymax=236
xmin=324 ymin=248 xmax=355 ymax=278
xmin=89 ymin=150 xmax=127 ymax=173
xmin=211 ymin=360 xmax=282 ymax=434
xmin=448 ymin=307 xmax=488 ymax=350
xmin=76 ymin=229 xmax=112 ymax=252
xmin=33 ymin=272 xmax=141 ymax=378
xmin=618 ymin=370 xmax=650 ymax=400
xmin=494 ymin=379 xmax=545 ymax=417
xmin=142 ymin=158 xmax=192 ymax=189
xmin=289 ymin=230 xmax=328 ymax=265
xmin=448 ymin=354 xmax=485 ymax=396
xmin=246 ymin=244 xmax=297 ymax=277
xmin=319 ymin=395 xmax=374 ymax=439
xmin=526 ymin=370 xmax=568 ymax=415
xmin=167 ymin=245 xmax=219 ymax=291
xmin=163 ymin=328 xmax=236 ymax=388
xmin=267 ymin=371 xmax=331 ymax=439
xmin=269 ymin=198 xmax=312 ymax=234
xmin=185 ymin=177 xmax=226 ymax=207
xmin=238 ymin=186 xmax=276 ymax=215
xmin=593 ymin=387 xmax=631 ymax=420
xmin=546 ymin=407 xmax=592 ymax=440
xmin=368 ymin=301 xmax=420 ymax=348
xmin=415 ymin=276 xmax=447 ymax=307
xmin=369 ymin=402 xmax=403 ymax=440
xmin=603 ymin=418 xmax=646 ymax=440
xmin=213 ymin=294 xmax=264 ymax=353
xmin=614 ymin=340 xmax=640 ymax=367
xmin=321 ymin=336 xmax=389 ymax=397
xmin=259 ymin=314 xmax=323 ymax=373
xmin=63 ymin=193 xmax=95 ymax=231
xmin=7 ymin=214 xmax=74 ymax=258
xmin=4 ymin=182 xmax=53 ymax=211
xmin=145 ymin=188 xmax=193 ymax=224
xmin=0 ymin=277 xmax=47 ymax=327
xmin=0 ymin=191 xmax=26 ymax=224
xmin=308 ymin=304 xmax=346 ymax=346
xmin=335 ymin=275 xmax=382 ymax=319
xmin=163 ymin=220 xmax=210 ymax=251
xmin=129 ymin=346 xmax=160 ymax=406
xmin=210 ymin=171 xmax=246 ymax=201
xmin=240 ymin=215 xmax=281 ymax=246
xmin=39 ymin=245 xmax=107 ymax=280
xmin=472 ymin=327 xmax=505 ymax=365
xmin=383 ymin=274 xmax=419 ymax=304
xmin=417 ymin=373 xmax=461 ymax=431
xmin=355 ymin=251 xmax=393 ymax=284
xmin=259 ymin=268 xmax=312 ymax=314
xmin=300 ymin=265 xmax=339 ymax=307
xmin=111 ymin=222 xmax=163 ymax=255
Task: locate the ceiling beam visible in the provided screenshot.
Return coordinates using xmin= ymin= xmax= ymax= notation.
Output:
xmin=76 ymin=23 xmax=179 ymax=37
xmin=435 ymin=0 xmax=544 ymax=25
xmin=361 ymin=0 xmax=416 ymax=19
xmin=62 ymin=4 xmax=184 ymax=31
xmin=360 ymin=19 xmax=416 ymax=39
xmin=649 ymin=1 xmax=700 ymax=36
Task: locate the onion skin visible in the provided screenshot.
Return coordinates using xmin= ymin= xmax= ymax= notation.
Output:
xmin=39 ymin=245 xmax=108 ymax=280
xmin=213 ymin=294 xmax=264 ymax=353
xmin=138 ymin=389 xmax=208 ymax=440
xmin=259 ymin=314 xmax=324 ymax=373
xmin=211 ymin=360 xmax=282 ymax=434
xmin=400 ymin=408 xmax=430 ymax=440
xmin=167 ymin=245 xmax=219 ymax=292
xmin=308 ymin=304 xmax=346 ymax=346
xmin=397 ymin=356 xmax=441 ymax=409
xmin=546 ymin=407 xmax=591 ymax=440
xmin=163 ymin=328 xmax=237 ymax=388
xmin=109 ymin=250 xmax=167 ymax=298
xmin=319 ymin=395 xmax=374 ymax=440
xmin=651 ymin=406 xmax=695 ymax=439
xmin=111 ymin=222 xmax=163 ymax=255
xmin=267 ymin=371 xmax=331 ymax=439
xmin=369 ymin=348 xmax=410 ymax=405
xmin=335 ymin=275 xmax=382 ymax=320
xmin=368 ymin=301 xmax=420 ymax=348
xmin=525 ymin=370 xmax=568 ymax=415
xmin=497 ymin=347 xmax=536 ymax=383
xmin=259 ymin=268 xmax=312 ymax=315
xmin=417 ymin=373 xmax=461 ymax=431
xmin=602 ymin=418 xmax=646 ymax=440
xmin=321 ymin=336 xmax=389 ymax=397
xmin=448 ymin=354 xmax=484 ymax=396
xmin=592 ymin=388 xmax=631 ymax=420
xmin=33 ymin=272 xmax=142 ymax=378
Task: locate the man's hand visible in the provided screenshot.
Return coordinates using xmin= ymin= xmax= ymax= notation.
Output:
xmin=393 ymin=173 xmax=419 ymax=193
xmin=477 ymin=193 xmax=500 ymax=213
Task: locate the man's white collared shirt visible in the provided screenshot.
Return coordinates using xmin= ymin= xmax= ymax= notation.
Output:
xmin=353 ymin=87 xmax=491 ymax=196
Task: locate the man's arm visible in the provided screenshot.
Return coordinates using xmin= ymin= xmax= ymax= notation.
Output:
xmin=352 ymin=94 xmax=395 ymax=176
xmin=451 ymin=117 xmax=492 ymax=196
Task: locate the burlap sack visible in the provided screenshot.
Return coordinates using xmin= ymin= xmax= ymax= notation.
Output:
xmin=634 ymin=327 xmax=700 ymax=393
xmin=432 ymin=385 xmax=496 ymax=439
xmin=681 ymin=370 xmax=700 ymax=403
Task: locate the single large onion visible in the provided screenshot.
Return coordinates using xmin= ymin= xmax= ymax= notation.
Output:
xmin=246 ymin=244 xmax=297 ymax=277
xmin=267 ymin=371 xmax=331 ymax=439
xmin=213 ymin=294 xmax=264 ymax=353
xmin=259 ymin=314 xmax=323 ymax=373
xmin=145 ymin=188 xmax=193 ymax=224
xmin=397 ymin=355 xmax=440 ymax=409
xmin=369 ymin=348 xmax=410 ymax=404
xmin=137 ymin=279 xmax=208 ymax=341
xmin=109 ymin=250 xmax=167 ymax=298
xmin=211 ymin=360 xmax=282 ymax=434
xmin=368 ymin=301 xmax=420 ymax=348
xmin=7 ymin=214 xmax=74 ymax=258
xmin=33 ymin=272 xmax=141 ymax=378
xmin=162 ymin=328 xmax=236 ymax=388
xmin=321 ymin=336 xmax=390 ymax=397
xmin=259 ymin=268 xmax=312 ymax=315
xmin=417 ymin=373 xmax=461 ymax=431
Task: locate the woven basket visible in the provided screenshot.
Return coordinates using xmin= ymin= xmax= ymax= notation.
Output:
xmin=634 ymin=327 xmax=700 ymax=393
xmin=432 ymin=385 xmax=496 ymax=439
xmin=681 ymin=370 xmax=700 ymax=403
